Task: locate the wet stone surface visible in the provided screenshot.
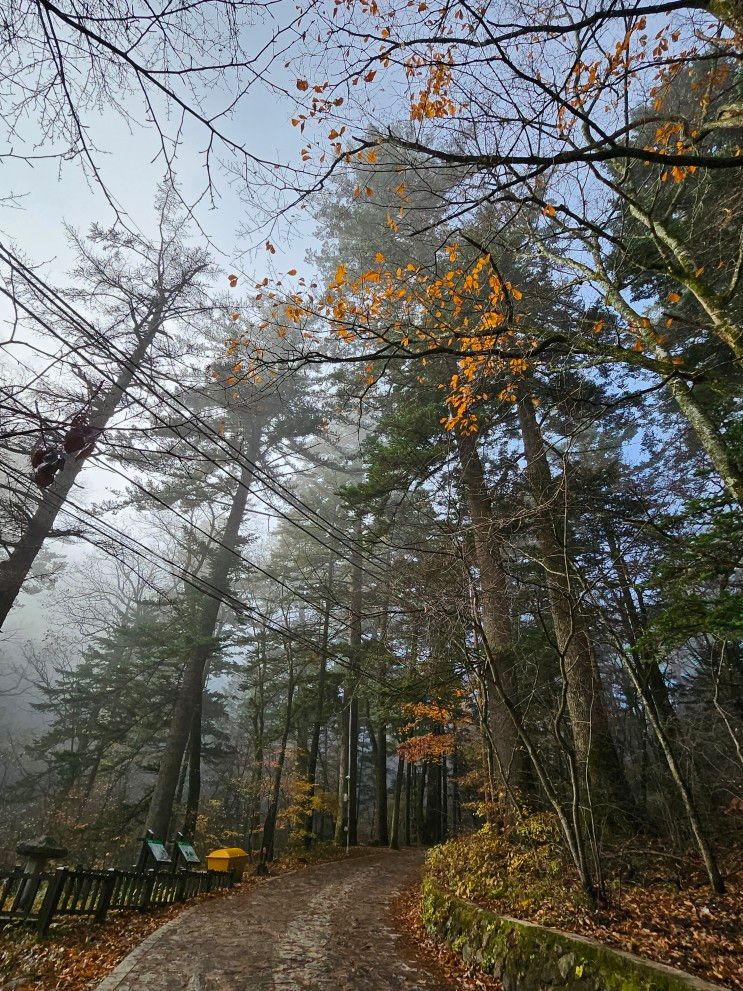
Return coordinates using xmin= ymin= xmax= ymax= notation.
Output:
xmin=97 ymin=849 xmax=456 ymax=991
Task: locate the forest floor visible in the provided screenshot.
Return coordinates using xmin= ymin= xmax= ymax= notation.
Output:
xmin=423 ymin=824 xmax=743 ymax=990
xmin=0 ymin=847 xmax=490 ymax=991
xmin=2 ymin=838 xmax=739 ymax=991
xmin=0 ymin=845 xmax=366 ymax=991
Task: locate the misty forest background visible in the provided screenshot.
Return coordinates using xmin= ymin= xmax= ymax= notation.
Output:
xmin=0 ymin=0 xmax=740 ymax=906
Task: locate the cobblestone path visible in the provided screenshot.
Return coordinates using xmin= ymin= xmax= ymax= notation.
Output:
xmin=96 ymin=849 xmax=457 ymax=991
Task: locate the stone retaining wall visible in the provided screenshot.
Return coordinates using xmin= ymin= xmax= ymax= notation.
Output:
xmin=421 ymin=879 xmax=728 ymax=991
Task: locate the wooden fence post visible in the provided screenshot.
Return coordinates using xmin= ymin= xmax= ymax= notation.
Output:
xmin=175 ymin=871 xmax=187 ymax=902
xmin=140 ymin=871 xmax=155 ymax=911
xmin=95 ymin=870 xmax=116 ymax=923
xmin=37 ymin=869 xmax=66 ymax=937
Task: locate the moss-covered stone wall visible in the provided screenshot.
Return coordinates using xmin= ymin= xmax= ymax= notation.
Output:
xmin=421 ymin=879 xmax=729 ymax=991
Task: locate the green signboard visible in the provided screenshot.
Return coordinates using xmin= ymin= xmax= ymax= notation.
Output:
xmin=177 ymin=841 xmax=200 ymax=864
xmin=146 ymin=838 xmax=172 ymax=863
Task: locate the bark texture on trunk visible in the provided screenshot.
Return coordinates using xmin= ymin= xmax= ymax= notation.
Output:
xmin=262 ymin=646 xmax=295 ymax=861
xmin=404 ymin=762 xmax=412 ymax=846
xmin=440 ymin=754 xmax=448 ymax=840
xmin=664 ymin=373 xmax=743 ymax=505
xmin=346 ymin=518 xmax=363 ymax=846
xmin=389 ymin=755 xmax=405 ymax=849
xmin=517 ymin=396 xmax=634 ymax=825
xmin=415 ymin=763 xmax=427 ymax=842
xmin=621 ymin=650 xmax=726 ymax=893
xmin=182 ymin=689 xmax=203 ymax=839
xmin=605 ymin=522 xmax=677 ymax=733
xmin=602 ymin=284 xmax=742 ymax=505
xmin=334 ymin=700 xmax=350 ymax=845
xmin=375 ymin=722 xmax=389 ymax=845
xmin=246 ymin=635 xmax=267 ymax=853
xmin=456 ymin=431 xmax=521 ymax=787
xmin=424 ymin=759 xmax=441 ymax=843
xmin=146 ymin=451 xmax=255 ymax=839
xmin=304 ymin=567 xmax=333 ymax=846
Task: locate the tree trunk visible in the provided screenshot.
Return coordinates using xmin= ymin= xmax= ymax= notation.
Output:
xmin=452 ymin=747 xmax=461 ymax=837
xmin=304 ymin=564 xmax=333 ymax=846
xmin=664 ymin=373 xmax=743 ymax=505
xmin=355 ymin=726 xmax=365 ymax=829
xmin=334 ymin=699 xmax=350 ymax=845
xmin=517 ymin=395 xmax=635 ymax=827
xmin=346 ymin=517 xmax=362 ymax=846
xmin=416 ymin=763 xmax=427 ymax=843
xmin=474 ymin=613 xmax=597 ymax=901
xmin=375 ymin=721 xmax=389 ymax=845
xmin=182 ymin=689 xmax=203 ymax=839
xmin=456 ymin=431 xmax=522 ymax=790
xmin=247 ymin=635 xmax=267 ymax=853
xmin=405 ymin=762 xmax=412 ymax=846
xmin=475 ymin=663 xmax=497 ymax=808
xmin=425 ymin=759 xmax=441 ymax=843
xmin=0 ymin=308 xmax=163 ymax=630
xmin=604 ymin=520 xmax=677 ymax=732
xmin=601 ymin=283 xmax=743 ymax=505
xmin=389 ymin=755 xmax=405 ymax=849
xmin=440 ymin=754 xmax=448 ymax=841
xmin=262 ymin=645 xmax=296 ymax=861
xmin=620 ymin=650 xmax=726 ymax=893
xmin=145 ymin=449 xmax=256 ymax=839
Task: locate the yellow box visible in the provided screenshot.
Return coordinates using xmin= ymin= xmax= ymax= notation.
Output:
xmin=206 ymin=847 xmax=249 ymax=879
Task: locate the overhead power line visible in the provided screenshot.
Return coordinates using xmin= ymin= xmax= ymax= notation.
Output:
xmin=0 ymin=242 xmax=394 ymax=581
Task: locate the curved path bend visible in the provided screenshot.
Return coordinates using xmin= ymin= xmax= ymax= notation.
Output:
xmin=97 ymin=849 xmax=456 ymax=991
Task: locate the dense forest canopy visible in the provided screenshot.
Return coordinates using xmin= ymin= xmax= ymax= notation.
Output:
xmin=0 ymin=0 xmax=740 ymax=922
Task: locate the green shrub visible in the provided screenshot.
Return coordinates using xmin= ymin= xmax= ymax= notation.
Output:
xmin=424 ymin=813 xmax=578 ymax=913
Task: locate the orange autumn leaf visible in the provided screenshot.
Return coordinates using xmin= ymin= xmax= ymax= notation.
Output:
xmin=397 ymin=732 xmax=454 ymax=762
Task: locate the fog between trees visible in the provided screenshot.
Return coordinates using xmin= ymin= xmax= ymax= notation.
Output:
xmin=0 ymin=0 xmax=740 ymax=905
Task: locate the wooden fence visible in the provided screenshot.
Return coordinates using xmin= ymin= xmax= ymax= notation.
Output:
xmin=0 ymin=865 xmax=233 ymax=936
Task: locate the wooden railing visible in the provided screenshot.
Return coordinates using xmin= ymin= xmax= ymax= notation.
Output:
xmin=0 ymin=865 xmax=233 ymax=936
